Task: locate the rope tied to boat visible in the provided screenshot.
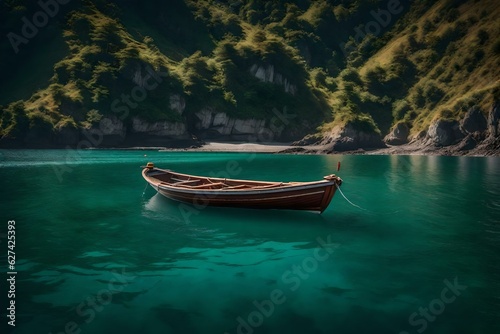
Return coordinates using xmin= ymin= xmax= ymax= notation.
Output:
xmin=334 ymin=183 xmax=401 ymax=215
xmin=142 ymin=182 xmax=149 ymax=197
xmin=334 ymin=183 xmax=368 ymax=211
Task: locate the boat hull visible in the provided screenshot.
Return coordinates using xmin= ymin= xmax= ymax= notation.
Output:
xmin=155 ymin=182 xmax=337 ymax=213
xmin=142 ymin=166 xmax=341 ymax=213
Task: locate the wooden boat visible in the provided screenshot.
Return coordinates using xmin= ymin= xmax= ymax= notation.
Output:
xmin=141 ymin=162 xmax=342 ymax=213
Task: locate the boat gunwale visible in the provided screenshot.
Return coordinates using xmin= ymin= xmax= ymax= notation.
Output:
xmin=142 ymin=167 xmax=340 ymax=196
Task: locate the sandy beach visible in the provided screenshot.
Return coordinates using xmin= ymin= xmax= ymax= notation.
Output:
xmin=189 ymin=141 xmax=295 ymax=153
xmin=150 ymin=139 xmax=500 ymax=156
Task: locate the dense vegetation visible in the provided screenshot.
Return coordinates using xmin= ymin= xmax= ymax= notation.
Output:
xmin=0 ymin=0 xmax=499 ymax=146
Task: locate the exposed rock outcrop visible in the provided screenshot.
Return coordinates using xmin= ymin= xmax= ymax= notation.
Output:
xmin=131 ymin=117 xmax=187 ymax=138
xmin=169 ymin=94 xmax=186 ymax=114
xmin=292 ymin=133 xmax=322 ymax=146
xmin=194 ymin=108 xmax=275 ymax=140
xmin=427 ymin=119 xmax=464 ymax=146
xmin=80 ymin=116 xmax=192 ymax=147
xmin=457 ymin=134 xmax=477 ymax=151
xmin=249 ymin=64 xmax=297 ymax=95
xmin=461 ymin=107 xmax=487 ymax=134
xmin=86 ymin=116 xmax=126 ymax=146
xmin=233 ymin=119 xmax=266 ymax=135
xmin=487 ymin=102 xmax=500 ymax=137
xmin=196 ymin=108 xmax=220 ymax=131
xmin=384 ymin=122 xmax=409 ymax=145
xmin=375 ymin=102 xmax=499 ymax=155
xmin=97 ymin=116 xmax=126 ymax=137
xmin=321 ymin=124 xmax=385 ymax=151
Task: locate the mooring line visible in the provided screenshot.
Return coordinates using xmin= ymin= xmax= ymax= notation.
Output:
xmin=335 ymin=184 xmax=368 ymax=211
xmin=335 ymin=184 xmax=402 ymax=215
xmin=142 ymin=182 xmax=149 ymax=197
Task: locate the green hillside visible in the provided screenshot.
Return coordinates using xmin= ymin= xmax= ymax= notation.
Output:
xmin=0 ymin=0 xmax=499 ymax=149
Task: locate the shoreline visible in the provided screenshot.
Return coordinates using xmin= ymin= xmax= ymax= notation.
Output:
xmin=1 ymin=141 xmax=498 ymax=157
xmin=100 ymin=140 xmax=500 ymax=157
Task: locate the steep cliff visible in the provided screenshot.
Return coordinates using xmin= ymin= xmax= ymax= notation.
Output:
xmin=0 ymin=0 xmax=498 ymax=153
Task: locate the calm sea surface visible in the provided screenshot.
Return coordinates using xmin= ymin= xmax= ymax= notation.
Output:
xmin=0 ymin=150 xmax=499 ymax=334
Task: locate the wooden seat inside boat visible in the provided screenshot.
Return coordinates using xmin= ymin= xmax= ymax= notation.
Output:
xmin=251 ymin=183 xmax=284 ymax=189
xmin=224 ymin=184 xmax=251 ymax=189
xmin=172 ymin=179 xmax=200 ymax=186
xmin=163 ymin=173 xmax=288 ymax=191
xmin=189 ymin=182 xmax=226 ymax=189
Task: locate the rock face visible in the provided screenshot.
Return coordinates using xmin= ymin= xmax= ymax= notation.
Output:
xmin=384 ymin=122 xmax=409 ymax=145
xmin=249 ymin=64 xmax=297 ymax=95
xmin=457 ymin=134 xmax=477 ymax=151
xmin=322 ymin=124 xmax=385 ymax=151
xmin=487 ymin=102 xmax=500 ymax=137
xmin=292 ymin=133 xmax=322 ymax=146
xmin=79 ymin=116 xmax=191 ymax=147
xmin=169 ymin=94 xmax=185 ymax=114
xmin=86 ymin=116 xmax=126 ymax=146
xmin=98 ymin=116 xmax=126 ymax=137
xmin=461 ymin=107 xmax=487 ymax=134
xmin=427 ymin=119 xmax=464 ymax=146
xmin=396 ymin=101 xmax=499 ymax=154
xmin=131 ymin=117 xmax=187 ymax=138
xmin=194 ymin=108 xmax=274 ymax=140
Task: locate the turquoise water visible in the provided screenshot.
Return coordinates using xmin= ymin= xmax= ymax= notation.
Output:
xmin=0 ymin=150 xmax=499 ymax=334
